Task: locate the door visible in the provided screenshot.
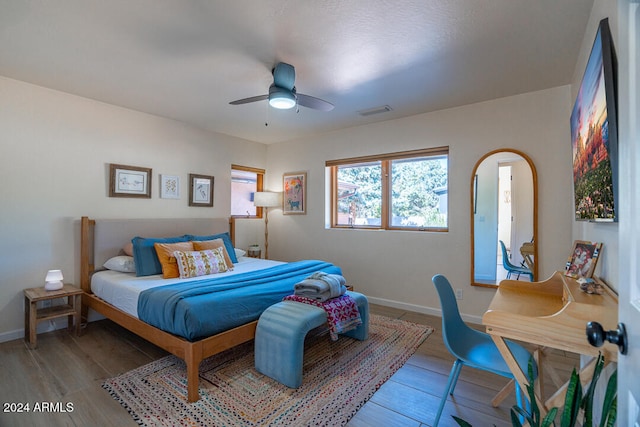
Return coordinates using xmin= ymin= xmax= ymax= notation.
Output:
xmin=617 ymin=2 xmax=639 ymax=425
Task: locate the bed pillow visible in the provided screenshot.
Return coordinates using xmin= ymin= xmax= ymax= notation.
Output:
xmin=192 ymin=239 xmax=234 ymax=270
xmin=234 ymin=248 xmax=247 ymax=258
xmin=174 ymin=248 xmax=229 ymax=278
xmin=122 ymin=242 xmax=134 ymax=256
xmin=131 ymin=235 xmax=191 ymax=277
xmin=103 ymin=256 xmax=136 ymax=273
xmin=188 ymin=232 xmax=238 ymax=263
xmin=154 ymin=241 xmax=195 ymax=279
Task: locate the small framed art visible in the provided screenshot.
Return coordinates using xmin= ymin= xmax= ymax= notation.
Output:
xmin=565 ymin=240 xmax=603 ymax=278
xmin=189 ymin=174 xmax=214 ymax=207
xmin=160 ymin=175 xmax=180 ymax=199
xmin=109 ymin=163 xmax=152 ymax=198
xmin=283 ymin=172 xmax=306 ymax=214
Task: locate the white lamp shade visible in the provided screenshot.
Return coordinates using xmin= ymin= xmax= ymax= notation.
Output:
xmin=253 ymin=192 xmax=281 ymax=208
xmin=45 ymin=269 xmax=64 ymax=291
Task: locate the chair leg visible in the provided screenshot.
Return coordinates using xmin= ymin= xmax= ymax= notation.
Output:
xmin=448 ymin=360 xmax=464 ymax=396
xmin=434 ymin=360 xmax=463 ymax=427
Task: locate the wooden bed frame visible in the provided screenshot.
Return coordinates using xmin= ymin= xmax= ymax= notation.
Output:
xmin=80 ymin=216 xmax=256 ymax=402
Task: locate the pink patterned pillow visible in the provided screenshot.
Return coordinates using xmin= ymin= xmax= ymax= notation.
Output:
xmin=173 ymin=248 xmax=229 ymax=278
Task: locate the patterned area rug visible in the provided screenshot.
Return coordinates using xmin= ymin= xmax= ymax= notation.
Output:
xmin=103 ymin=314 xmax=434 ymax=426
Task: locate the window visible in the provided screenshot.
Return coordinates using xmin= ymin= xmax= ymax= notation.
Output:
xmin=327 ymin=147 xmax=448 ymax=231
xmin=231 ymin=165 xmax=264 ymax=217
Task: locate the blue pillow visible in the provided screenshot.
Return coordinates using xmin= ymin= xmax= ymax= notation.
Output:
xmin=131 ymin=235 xmax=191 ymax=276
xmin=187 ymin=232 xmax=238 ymax=263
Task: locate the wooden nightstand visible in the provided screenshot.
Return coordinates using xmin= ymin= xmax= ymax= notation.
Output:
xmin=24 ymin=284 xmax=82 ymax=349
xmin=247 ymin=248 xmax=261 ymax=258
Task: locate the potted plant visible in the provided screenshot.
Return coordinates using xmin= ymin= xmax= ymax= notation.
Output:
xmin=453 ymin=353 xmax=616 ymax=427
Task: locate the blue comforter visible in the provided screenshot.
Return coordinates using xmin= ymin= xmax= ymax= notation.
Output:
xmin=137 ymin=260 xmax=341 ymax=341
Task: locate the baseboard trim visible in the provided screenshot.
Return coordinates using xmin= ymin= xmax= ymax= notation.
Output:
xmin=366 ymin=296 xmax=483 ymax=325
xmin=0 ymin=311 xmax=106 ymax=344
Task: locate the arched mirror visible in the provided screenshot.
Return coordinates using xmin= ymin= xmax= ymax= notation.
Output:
xmin=471 ymin=149 xmax=538 ymax=287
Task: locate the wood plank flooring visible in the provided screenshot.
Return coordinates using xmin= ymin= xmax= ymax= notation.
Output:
xmin=0 ymin=305 xmax=578 ymax=427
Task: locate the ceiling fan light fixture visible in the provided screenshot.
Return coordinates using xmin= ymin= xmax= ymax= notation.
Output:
xmin=268 ymin=86 xmax=296 ymax=109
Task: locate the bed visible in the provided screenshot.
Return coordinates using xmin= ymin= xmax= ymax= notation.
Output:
xmin=79 ymin=216 xmax=340 ymax=402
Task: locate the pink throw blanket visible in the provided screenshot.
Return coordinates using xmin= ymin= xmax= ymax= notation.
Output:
xmin=283 ymin=294 xmax=362 ymax=341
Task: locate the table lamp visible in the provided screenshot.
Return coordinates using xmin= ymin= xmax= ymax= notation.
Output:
xmin=253 ymin=191 xmax=281 ymax=259
xmin=45 ymin=269 xmax=64 ymax=291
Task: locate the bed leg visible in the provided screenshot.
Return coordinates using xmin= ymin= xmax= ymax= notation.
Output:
xmin=186 ymin=346 xmax=202 ymax=403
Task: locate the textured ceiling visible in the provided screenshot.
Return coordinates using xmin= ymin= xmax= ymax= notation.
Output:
xmin=0 ymin=0 xmax=593 ymax=144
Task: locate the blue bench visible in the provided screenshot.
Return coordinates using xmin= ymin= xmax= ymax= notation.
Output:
xmin=254 ymin=291 xmax=369 ymax=388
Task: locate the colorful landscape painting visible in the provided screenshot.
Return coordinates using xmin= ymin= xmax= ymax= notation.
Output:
xmin=570 ymin=24 xmax=616 ymax=221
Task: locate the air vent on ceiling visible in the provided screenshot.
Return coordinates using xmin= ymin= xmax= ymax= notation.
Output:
xmin=357 ymin=105 xmax=393 ymax=117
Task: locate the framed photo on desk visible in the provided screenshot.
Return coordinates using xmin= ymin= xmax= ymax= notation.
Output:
xmin=565 ymin=240 xmax=602 ymax=278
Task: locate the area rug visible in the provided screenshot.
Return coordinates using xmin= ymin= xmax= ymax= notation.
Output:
xmin=103 ymin=314 xmax=434 ymax=426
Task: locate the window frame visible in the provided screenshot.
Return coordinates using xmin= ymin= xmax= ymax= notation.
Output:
xmin=326 ymin=146 xmax=449 ymax=232
xmin=231 ymin=164 xmax=265 ymax=218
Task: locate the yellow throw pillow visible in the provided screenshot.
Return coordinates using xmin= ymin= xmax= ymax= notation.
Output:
xmin=192 ymin=239 xmax=234 ymax=270
xmin=154 ymin=241 xmax=195 ymax=279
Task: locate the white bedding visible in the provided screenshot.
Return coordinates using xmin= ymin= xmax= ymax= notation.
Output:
xmin=91 ymin=256 xmax=285 ymax=318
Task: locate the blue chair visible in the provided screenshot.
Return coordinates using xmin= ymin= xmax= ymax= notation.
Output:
xmin=431 ymin=274 xmax=536 ymax=426
xmin=499 ymin=240 xmax=533 ymax=281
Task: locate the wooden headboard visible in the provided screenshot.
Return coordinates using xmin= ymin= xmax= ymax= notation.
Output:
xmin=80 ymin=216 xmax=232 ymax=293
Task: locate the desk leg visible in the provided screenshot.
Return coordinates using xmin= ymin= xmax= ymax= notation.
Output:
xmin=490 ymin=335 xmax=547 ymax=415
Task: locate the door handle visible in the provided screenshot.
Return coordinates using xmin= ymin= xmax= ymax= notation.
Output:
xmin=586 ymin=321 xmax=628 ymax=355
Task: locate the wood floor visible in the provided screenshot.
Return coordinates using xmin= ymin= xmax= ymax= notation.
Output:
xmin=0 ymin=304 xmax=578 ymax=427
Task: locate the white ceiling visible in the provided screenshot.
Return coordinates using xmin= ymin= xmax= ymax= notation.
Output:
xmin=0 ymin=0 xmax=593 ymax=144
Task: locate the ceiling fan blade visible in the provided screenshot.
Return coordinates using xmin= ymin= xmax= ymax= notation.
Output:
xmin=297 ymin=93 xmax=334 ymax=111
xmin=229 ymin=94 xmax=268 ymax=105
xmin=273 ymin=62 xmax=295 ymax=90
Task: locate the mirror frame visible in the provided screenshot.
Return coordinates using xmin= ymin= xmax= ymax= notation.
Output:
xmin=470 ymin=148 xmax=538 ymax=287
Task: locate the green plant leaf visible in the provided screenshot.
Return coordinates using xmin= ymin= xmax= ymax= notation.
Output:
xmin=541 ymin=407 xmax=558 ymax=427
xmin=600 ymin=370 xmax=617 ymax=427
xmin=524 ymin=357 xmax=540 ymax=424
xmin=602 ymin=397 xmax=617 ymax=427
xmin=582 ymin=353 xmax=605 ymax=427
xmin=560 ymin=368 xmax=582 ymax=427
xmin=452 ymin=415 xmax=474 ymax=427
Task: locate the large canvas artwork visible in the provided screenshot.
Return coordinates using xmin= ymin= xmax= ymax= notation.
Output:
xmin=570 ymin=18 xmax=618 ymax=222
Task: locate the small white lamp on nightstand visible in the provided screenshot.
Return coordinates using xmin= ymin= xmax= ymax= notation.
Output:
xmin=44 ymin=269 xmax=64 ymax=291
xmin=253 ymin=191 xmax=281 ymax=260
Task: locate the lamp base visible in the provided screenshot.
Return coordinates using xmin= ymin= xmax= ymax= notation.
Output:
xmin=44 ymin=280 xmax=63 ymax=291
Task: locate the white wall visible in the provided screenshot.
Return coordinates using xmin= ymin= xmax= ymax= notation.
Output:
xmin=0 ymin=76 xmax=266 ymax=339
xmin=0 ymin=60 xmax=587 ymax=337
xmin=265 ymin=86 xmax=574 ymax=320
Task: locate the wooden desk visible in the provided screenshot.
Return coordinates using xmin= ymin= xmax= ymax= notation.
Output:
xmin=519 ymin=242 xmax=535 ymax=271
xmin=482 ymin=272 xmax=618 ymax=413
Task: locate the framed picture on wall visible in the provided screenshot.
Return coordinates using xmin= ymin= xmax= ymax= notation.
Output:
xmin=283 ymin=172 xmax=306 ymax=214
xmin=109 ymin=163 xmax=152 ymax=198
xmin=160 ymin=175 xmax=180 ymax=199
xmin=565 ymin=240 xmax=603 ymax=278
xmin=189 ymin=173 xmax=214 ymax=207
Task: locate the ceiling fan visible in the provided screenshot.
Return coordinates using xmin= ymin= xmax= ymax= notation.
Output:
xmin=229 ymin=62 xmax=334 ymax=111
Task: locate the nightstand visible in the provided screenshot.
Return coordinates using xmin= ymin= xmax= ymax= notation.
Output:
xmin=24 ymin=284 xmax=82 ymax=349
xmin=247 ymin=248 xmax=261 ymax=258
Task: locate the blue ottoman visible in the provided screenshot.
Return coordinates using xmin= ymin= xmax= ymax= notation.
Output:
xmin=254 ymin=291 xmax=369 ymax=388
